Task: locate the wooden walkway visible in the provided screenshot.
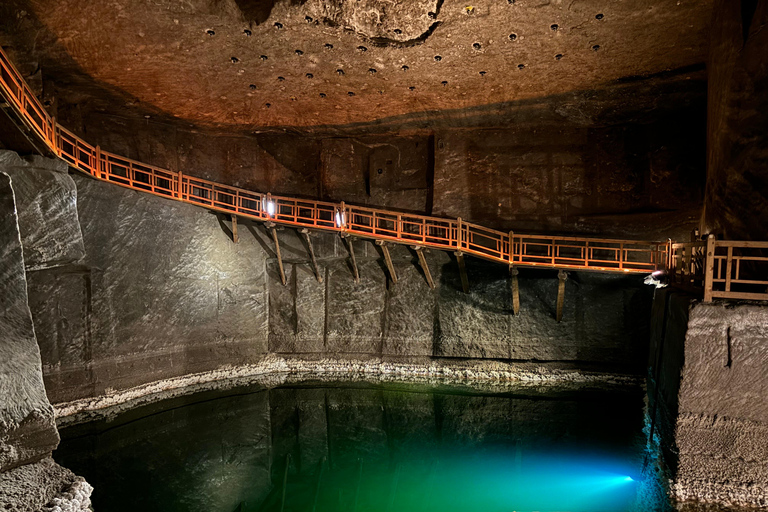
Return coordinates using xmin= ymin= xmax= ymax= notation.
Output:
xmin=2 ymin=47 xmax=765 ymax=301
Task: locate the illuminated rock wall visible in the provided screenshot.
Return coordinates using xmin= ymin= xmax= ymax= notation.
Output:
xmin=0 ymin=151 xmax=91 ymax=511
xmin=19 ymin=167 xmax=654 ymax=405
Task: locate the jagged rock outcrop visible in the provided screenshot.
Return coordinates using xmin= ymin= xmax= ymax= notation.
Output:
xmin=0 ymin=170 xmax=59 ymax=473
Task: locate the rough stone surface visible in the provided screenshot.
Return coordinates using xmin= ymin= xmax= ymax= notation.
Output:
xmin=703 ymin=0 xmax=768 ymax=240
xmin=649 ymin=290 xmax=768 ymax=508
xmin=0 ymin=457 xmax=90 ymax=512
xmin=0 ymin=171 xmax=59 ymax=473
xmin=0 ymin=0 xmax=711 ymax=129
xmin=28 ymin=173 xmax=270 ymax=403
xmin=27 ymin=173 xmax=655 ymax=404
xmin=0 ymin=151 xmax=84 ymax=270
xmin=674 ymin=302 xmax=768 ymax=508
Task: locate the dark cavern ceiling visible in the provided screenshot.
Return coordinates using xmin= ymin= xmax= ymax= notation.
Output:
xmin=0 ymin=0 xmax=712 ymax=131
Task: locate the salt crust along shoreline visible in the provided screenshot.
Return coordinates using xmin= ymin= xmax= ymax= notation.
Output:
xmin=54 ymin=355 xmax=641 ymax=426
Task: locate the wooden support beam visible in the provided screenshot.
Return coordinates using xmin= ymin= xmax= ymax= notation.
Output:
xmin=343 ymin=235 xmax=360 ymax=283
xmin=510 ymin=266 xmax=520 ymax=315
xmin=267 ymin=222 xmax=286 ymax=286
xmin=556 ymin=270 xmax=567 ymax=323
xmin=300 ymin=228 xmax=323 ymax=283
xmin=231 ymin=214 xmax=239 ymax=244
xmin=376 ymin=240 xmax=398 ymax=284
xmin=413 ymin=246 xmax=435 ymax=289
xmin=455 ymin=251 xmax=469 ymax=293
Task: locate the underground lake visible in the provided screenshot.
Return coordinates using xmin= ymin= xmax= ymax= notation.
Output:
xmin=53 ymin=379 xmax=671 ymax=512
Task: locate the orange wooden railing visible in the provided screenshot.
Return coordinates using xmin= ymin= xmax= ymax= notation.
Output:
xmin=0 ymin=46 xmax=676 ymax=276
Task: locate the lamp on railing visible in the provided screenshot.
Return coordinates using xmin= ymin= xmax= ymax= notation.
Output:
xmin=335 ymin=201 xmax=346 ymax=228
xmin=263 ymin=193 xmax=276 ymax=218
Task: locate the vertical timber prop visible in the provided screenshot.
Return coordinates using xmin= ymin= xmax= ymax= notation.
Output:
xmin=510 ymin=266 xmax=520 ymax=315
xmin=266 ymin=221 xmax=287 ymax=286
xmin=231 ymin=214 xmax=239 ymax=244
xmin=455 ymin=251 xmax=470 ymax=294
xmin=556 ymin=270 xmax=567 ymax=322
xmin=300 ymin=228 xmax=323 ymax=283
xmin=376 ymin=240 xmax=398 ymax=284
xmin=413 ymin=246 xmax=435 ymax=289
xmin=342 ymin=234 xmax=360 ymax=283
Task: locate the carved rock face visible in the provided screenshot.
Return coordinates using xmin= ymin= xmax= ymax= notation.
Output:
xmin=303 ymin=0 xmax=441 ymax=44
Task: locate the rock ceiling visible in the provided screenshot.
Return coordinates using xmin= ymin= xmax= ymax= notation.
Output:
xmin=0 ymin=0 xmax=712 ymax=130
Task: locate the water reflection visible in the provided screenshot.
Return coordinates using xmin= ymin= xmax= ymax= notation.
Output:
xmin=56 ymin=382 xmax=659 ymax=512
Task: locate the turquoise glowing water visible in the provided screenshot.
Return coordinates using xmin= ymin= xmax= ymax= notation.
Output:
xmin=55 ymin=382 xmax=660 ymax=512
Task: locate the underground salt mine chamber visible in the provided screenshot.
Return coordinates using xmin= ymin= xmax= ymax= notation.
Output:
xmin=1 ymin=0 xmax=768 ymax=510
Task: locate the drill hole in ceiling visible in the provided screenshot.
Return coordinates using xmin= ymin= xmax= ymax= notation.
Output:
xmin=592 ymin=44 xmax=601 ymax=51
xmin=274 ymin=22 xmax=283 ymax=29
xmin=206 ymin=29 xmax=215 ymax=36
xmin=551 ymin=24 xmax=559 ymax=31
xmin=306 ymin=73 xmax=313 ymax=79
xmin=337 ymin=69 xmax=345 ymax=75
xmin=260 ymin=55 xmax=268 ymax=61
xmin=243 ymin=29 xmax=251 ymax=36
xmin=230 ymin=57 xmax=239 ymax=64
xmin=473 ymin=42 xmax=482 ymax=50
xmin=434 ymin=55 xmax=442 ymax=62
xmin=596 ymin=13 xmax=604 ymax=20
xmin=295 ymin=50 xmax=304 ymax=56
xmin=402 ymin=65 xmax=409 ymax=71
xmin=509 ymin=33 xmax=518 ymax=41
xmin=369 ymin=68 xmax=377 ymax=74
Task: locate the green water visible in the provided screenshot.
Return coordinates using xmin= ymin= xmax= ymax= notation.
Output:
xmin=55 ymin=381 xmax=660 ymax=512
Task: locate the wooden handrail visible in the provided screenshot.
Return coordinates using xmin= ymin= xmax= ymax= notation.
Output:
xmin=0 ymin=46 xmax=685 ymax=278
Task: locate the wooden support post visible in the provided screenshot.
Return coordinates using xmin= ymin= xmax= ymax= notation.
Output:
xmin=413 ymin=246 xmax=435 ymax=289
xmin=556 ymin=270 xmax=567 ymax=323
xmin=376 ymin=240 xmax=398 ymax=284
xmin=267 ymin=222 xmax=287 ymax=286
xmin=231 ymin=214 xmax=239 ymax=244
xmin=301 ymin=229 xmax=323 ymax=283
xmin=703 ymin=234 xmax=716 ymax=303
xmin=510 ymin=266 xmax=520 ymax=315
xmin=343 ymin=235 xmax=360 ymax=283
xmin=455 ymin=251 xmax=469 ymax=293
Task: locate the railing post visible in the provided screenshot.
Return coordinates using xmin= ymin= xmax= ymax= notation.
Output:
xmin=95 ymin=145 xmax=102 ymax=178
xmin=177 ymin=170 xmax=183 ymax=199
xmin=51 ymin=116 xmax=58 ymax=155
xmin=508 ymin=231 xmax=514 ymax=264
xmin=457 ymin=217 xmax=462 ymax=251
xmin=703 ymin=234 xmax=716 ymax=303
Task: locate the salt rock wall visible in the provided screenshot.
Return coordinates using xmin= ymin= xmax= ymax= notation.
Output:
xmin=704 ymin=0 xmax=768 ymax=240
xmin=30 ymin=169 xmax=653 ymax=405
xmin=649 ymin=289 xmax=768 ymax=508
xmin=0 ymin=152 xmax=92 ymax=510
xmin=674 ymin=302 xmax=768 ymax=507
xmin=0 ymin=170 xmax=59 ymax=472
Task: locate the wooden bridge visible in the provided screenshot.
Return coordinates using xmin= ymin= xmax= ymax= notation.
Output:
xmin=1 ymin=47 xmax=765 ymax=304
